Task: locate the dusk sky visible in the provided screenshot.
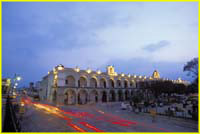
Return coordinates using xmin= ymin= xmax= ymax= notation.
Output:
xmin=2 ymin=2 xmax=198 ymax=87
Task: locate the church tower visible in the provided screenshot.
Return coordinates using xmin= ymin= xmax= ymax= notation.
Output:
xmin=107 ymin=65 xmax=116 ymax=76
xmin=152 ymin=70 xmax=160 ymax=79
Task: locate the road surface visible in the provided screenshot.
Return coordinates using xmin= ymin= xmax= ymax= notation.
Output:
xmin=19 ymin=97 xmax=198 ymax=132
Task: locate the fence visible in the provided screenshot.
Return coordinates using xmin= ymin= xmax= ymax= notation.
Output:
xmin=3 ymin=96 xmax=21 ymax=132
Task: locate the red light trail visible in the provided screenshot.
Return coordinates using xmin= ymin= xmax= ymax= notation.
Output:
xmin=79 ymin=122 xmax=104 ymax=132
xmin=67 ymin=123 xmax=87 ymax=132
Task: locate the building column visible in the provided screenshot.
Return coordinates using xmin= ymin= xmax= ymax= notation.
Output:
xmin=98 ymin=91 xmax=102 ymax=103
xmin=106 ymin=91 xmax=109 ymax=102
xmin=116 ymin=91 xmax=119 ymax=102
xmin=122 ymin=91 xmax=125 ymax=101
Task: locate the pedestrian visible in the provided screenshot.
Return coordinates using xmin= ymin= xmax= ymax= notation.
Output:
xmin=168 ymin=107 xmax=171 ymax=119
xmin=150 ymin=109 xmax=156 ymax=122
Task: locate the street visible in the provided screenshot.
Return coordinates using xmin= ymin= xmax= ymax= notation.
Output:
xmin=18 ymin=97 xmax=198 ymax=132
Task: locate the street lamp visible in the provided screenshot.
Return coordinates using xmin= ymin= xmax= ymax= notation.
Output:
xmin=16 ymin=76 xmax=21 ymax=81
xmin=10 ymin=74 xmax=22 ymax=97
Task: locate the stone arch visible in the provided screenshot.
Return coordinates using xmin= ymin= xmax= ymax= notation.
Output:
xmin=78 ymin=76 xmax=87 ymax=87
xmin=90 ymin=77 xmax=97 ymax=88
xmin=125 ymin=90 xmax=130 ymax=101
xmin=89 ymin=90 xmax=98 ymax=103
xmin=64 ymin=89 xmax=76 ymax=105
xmin=130 ymin=80 xmax=136 ymax=88
xmin=117 ymin=80 xmax=121 ymax=88
xmin=118 ymin=90 xmax=123 ymax=101
xmin=102 ymin=91 xmax=107 ymax=102
xmin=131 ymin=90 xmax=134 ymax=98
xmin=124 ymin=80 xmax=129 ymax=88
xmin=66 ymin=75 xmax=76 ymax=87
xmin=109 ymin=79 xmax=115 ymax=88
xmin=78 ymin=89 xmax=88 ymax=104
xmin=100 ymin=78 xmax=107 ymax=88
xmin=109 ymin=90 xmax=116 ymax=102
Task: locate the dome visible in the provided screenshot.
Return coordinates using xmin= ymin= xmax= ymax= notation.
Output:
xmin=152 ymin=70 xmax=160 ymax=79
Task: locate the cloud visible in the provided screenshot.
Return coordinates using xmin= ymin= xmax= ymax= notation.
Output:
xmin=143 ymin=40 xmax=170 ymax=52
xmin=2 ymin=2 xmax=198 ymax=85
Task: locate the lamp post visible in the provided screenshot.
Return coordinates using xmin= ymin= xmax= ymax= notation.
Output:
xmin=10 ymin=74 xmax=22 ymax=97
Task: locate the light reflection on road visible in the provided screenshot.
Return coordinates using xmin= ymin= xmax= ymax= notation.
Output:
xmin=22 ymin=97 xmax=169 ymax=132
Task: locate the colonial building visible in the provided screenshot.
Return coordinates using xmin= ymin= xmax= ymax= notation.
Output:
xmin=39 ymin=64 xmax=189 ymax=105
xmin=2 ymin=78 xmax=11 ymax=94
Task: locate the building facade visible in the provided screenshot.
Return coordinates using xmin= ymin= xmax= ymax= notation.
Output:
xmin=2 ymin=78 xmax=11 ymax=94
xmin=39 ymin=64 xmax=189 ymax=105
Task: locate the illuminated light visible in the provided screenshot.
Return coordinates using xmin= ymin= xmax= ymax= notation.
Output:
xmin=118 ymin=120 xmax=137 ymax=125
xmin=54 ymin=75 xmax=58 ymax=79
xmin=67 ymin=123 xmax=87 ymax=132
xmin=86 ymin=68 xmax=92 ymax=74
xmin=16 ymin=76 xmax=21 ymax=81
xmin=144 ymin=76 xmax=146 ymax=79
xmin=48 ymin=71 xmax=50 ymax=74
xmin=74 ymin=67 xmax=80 ymax=72
xmin=15 ymin=83 xmax=18 ymax=86
xmin=97 ymin=110 xmax=104 ymax=114
xmin=121 ymin=73 xmax=125 ymax=77
xmin=57 ymin=66 xmax=64 ymax=70
xmin=6 ymin=79 xmax=11 ymax=86
xmin=139 ymin=75 xmax=142 ymax=79
xmin=79 ymin=122 xmax=104 ymax=132
xmin=111 ymin=121 xmax=130 ymax=127
xmin=97 ymin=70 xmax=101 ymax=74
xmin=14 ymin=86 xmax=16 ymax=89
xmin=133 ymin=75 xmax=136 ymax=78
xmin=33 ymin=103 xmax=72 ymax=121
xmin=21 ymin=103 xmax=24 ymax=106
xmin=128 ymin=74 xmax=131 ymax=78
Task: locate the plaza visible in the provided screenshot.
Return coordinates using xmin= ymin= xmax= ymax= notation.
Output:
xmin=19 ymin=99 xmax=198 ymax=132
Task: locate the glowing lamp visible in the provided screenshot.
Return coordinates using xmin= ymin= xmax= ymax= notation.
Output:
xmin=57 ymin=66 xmax=64 ymax=70
xmin=86 ymin=68 xmax=91 ymax=74
xmin=74 ymin=67 xmax=80 ymax=72
xmin=16 ymin=76 xmax=21 ymax=81
xmin=97 ymin=70 xmax=101 ymax=74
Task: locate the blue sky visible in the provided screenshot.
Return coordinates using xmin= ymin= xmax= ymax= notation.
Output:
xmin=2 ymin=2 xmax=198 ymax=87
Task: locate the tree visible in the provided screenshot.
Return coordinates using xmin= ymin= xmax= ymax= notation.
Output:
xmin=184 ymin=58 xmax=198 ymax=93
xmin=183 ymin=57 xmax=198 ymax=79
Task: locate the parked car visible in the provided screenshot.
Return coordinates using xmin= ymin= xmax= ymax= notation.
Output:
xmin=121 ymin=102 xmax=129 ymax=110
